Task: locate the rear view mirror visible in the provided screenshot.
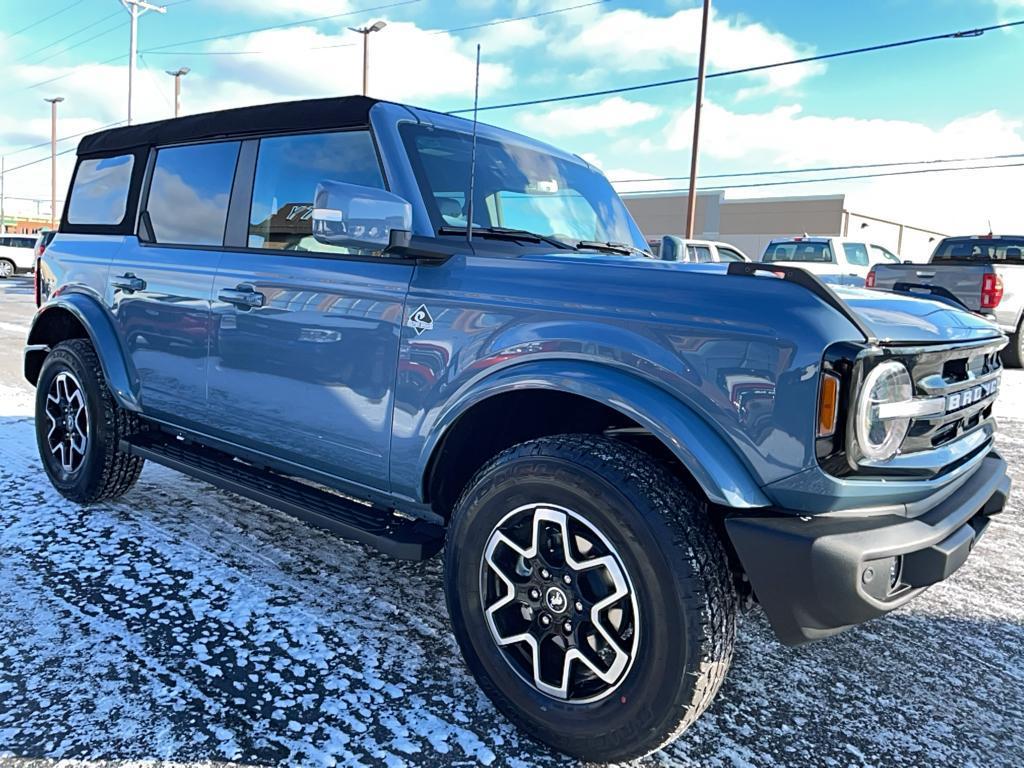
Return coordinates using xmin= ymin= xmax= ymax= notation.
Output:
xmin=312 ymin=181 xmax=413 ymax=251
xmin=660 ymin=235 xmax=685 ymax=262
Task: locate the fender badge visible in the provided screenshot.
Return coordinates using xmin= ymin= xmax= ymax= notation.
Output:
xmin=408 ymin=304 xmax=434 ymax=335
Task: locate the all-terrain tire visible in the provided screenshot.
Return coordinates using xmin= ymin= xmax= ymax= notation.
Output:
xmin=444 ymin=434 xmax=737 ymax=763
xmin=1002 ymin=323 xmax=1024 ymax=369
xmin=35 ymin=338 xmax=145 ymax=502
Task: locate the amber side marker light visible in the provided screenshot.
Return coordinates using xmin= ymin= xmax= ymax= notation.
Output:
xmin=818 ymin=372 xmax=840 ymax=438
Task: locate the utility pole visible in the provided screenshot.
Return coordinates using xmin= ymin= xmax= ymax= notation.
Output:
xmin=0 ymin=156 xmax=5 ymax=235
xmin=685 ymin=0 xmax=711 ymax=239
xmin=121 ymin=0 xmax=167 ymax=125
xmin=165 ymin=66 xmax=190 ymax=117
xmin=44 ymin=97 xmax=64 ymax=228
xmin=349 ymin=21 xmax=387 ymax=96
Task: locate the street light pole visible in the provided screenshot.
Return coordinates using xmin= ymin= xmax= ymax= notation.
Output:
xmin=165 ymin=67 xmax=190 ymax=117
xmin=348 ymin=21 xmax=387 ymax=96
xmin=44 ymin=97 xmax=64 ymax=228
xmin=121 ymin=0 xmax=167 ymax=125
xmin=685 ymin=0 xmax=711 ymax=239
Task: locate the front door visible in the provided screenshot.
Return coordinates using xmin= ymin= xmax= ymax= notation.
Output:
xmin=205 ymin=129 xmax=411 ymax=494
xmin=111 ymin=140 xmax=241 ymax=427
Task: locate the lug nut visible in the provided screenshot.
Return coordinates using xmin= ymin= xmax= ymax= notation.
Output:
xmin=540 ymin=568 xmax=550 ymax=580
xmin=575 ymin=601 xmax=583 ymax=612
xmin=540 ymin=614 xmax=551 ymax=627
xmin=562 ymin=574 xmax=572 ymax=585
xmin=563 ymin=621 xmax=572 ymax=633
xmin=528 ymin=587 xmax=540 ymax=601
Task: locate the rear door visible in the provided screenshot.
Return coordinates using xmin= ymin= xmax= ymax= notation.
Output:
xmin=207 ymin=129 xmax=412 ymax=494
xmin=839 ymin=241 xmax=871 ymax=285
xmin=111 ymin=139 xmax=240 ymax=428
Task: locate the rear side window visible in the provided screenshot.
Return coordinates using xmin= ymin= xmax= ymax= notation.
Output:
xmin=67 ymin=154 xmax=135 ymax=225
xmin=146 ymin=141 xmax=240 ymax=246
xmin=842 ymin=242 xmax=870 ymax=267
xmin=686 ymin=245 xmax=713 ymax=263
xmin=247 ymin=131 xmax=384 ymax=252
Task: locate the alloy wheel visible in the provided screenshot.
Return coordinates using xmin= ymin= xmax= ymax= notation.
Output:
xmin=479 ymin=503 xmax=639 ymax=703
xmin=44 ymin=371 xmax=89 ymax=474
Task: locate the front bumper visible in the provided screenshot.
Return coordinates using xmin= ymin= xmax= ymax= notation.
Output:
xmin=725 ymin=451 xmax=1010 ymax=645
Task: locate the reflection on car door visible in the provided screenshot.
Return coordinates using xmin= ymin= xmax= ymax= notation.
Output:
xmin=205 ymin=130 xmax=412 ymax=494
xmin=111 ymin=140 xmax=240 ymax=428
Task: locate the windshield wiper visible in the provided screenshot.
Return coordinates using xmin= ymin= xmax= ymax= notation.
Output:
xmin=437 ymin=225 xmax=576 ymax=250
xmin=576 ymin=240 xmax=653 ymax=258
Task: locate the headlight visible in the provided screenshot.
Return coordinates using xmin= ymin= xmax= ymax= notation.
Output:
xmin=855 ymin=360 xmax=913 ymax=461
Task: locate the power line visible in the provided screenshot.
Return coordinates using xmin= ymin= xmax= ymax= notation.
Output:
xmin=15 ymin=10 xmax=122 ymax=65
xmin=141 ymin=0 xmax=613 ymax=56
xmin=609 ymin=151 xmax=1024 ymax=183
xmin=140 ymin=0 xmax=422 ymax=54
xmin=30 ymin=20 xmax=123 ymax=67
xmin=3 ymin=121 xmax=127 ymax=158
xmin=617 ymin=161 xmax=1024 ymax=195
xmin=2 ymin=147 xmax=78 ymax=176
xmin=5 ymin=0 xmax=85 ymax=39
xmin=450 ymin=18 xmax=1024 ymax=113
xmin=23 ymin=54 xmax=124 ymax=91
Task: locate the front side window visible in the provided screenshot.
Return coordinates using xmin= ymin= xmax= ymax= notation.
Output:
xmin=147 ymin=141 xmax=240 ymax=246
xmin=247 ymin=131 xmax=384 ymax=252
xmin=67 ymin=154 xmax=134 ymax=225
xmin=401 ymin=123 xmax=648 ymax=252
xmin=843 ymin=242 xmax=870 ymax=267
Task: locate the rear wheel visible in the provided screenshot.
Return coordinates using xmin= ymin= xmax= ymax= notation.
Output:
xmin=1003 ymin=323 xmax=1024 ymax=368
xmin=35 ymin=339 xmax=145 ymax=503
xmin=0 ymin=259 xmax=14 ymax=279
xmin=444 ymin=434 xmax=737 ymax=762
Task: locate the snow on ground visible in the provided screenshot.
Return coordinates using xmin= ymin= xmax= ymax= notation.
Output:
xmin=1 ymin=276 xmax=1023 ymax=767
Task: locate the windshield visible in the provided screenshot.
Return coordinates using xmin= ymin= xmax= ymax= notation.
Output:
xmin=763 ymin=241 xmax=834 ymax=264
xmin=933 ymin=237 xmax=1024 ymax=264
xmin=400 ymin=123 xmax=647 ymax=251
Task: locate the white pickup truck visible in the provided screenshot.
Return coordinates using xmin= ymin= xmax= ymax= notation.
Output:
xmin=868 ymin=234 xmax=1024 ymax=366
xmin=761 ymin=236 xmax=899 ymax=286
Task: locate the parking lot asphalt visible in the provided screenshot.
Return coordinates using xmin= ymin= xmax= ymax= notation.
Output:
xmin=1 ymin=274 xmax=1022 ymax=768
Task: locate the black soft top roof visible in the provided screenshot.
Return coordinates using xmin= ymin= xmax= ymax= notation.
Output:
xmin=77 ymin=95 xmax=381 ymax=156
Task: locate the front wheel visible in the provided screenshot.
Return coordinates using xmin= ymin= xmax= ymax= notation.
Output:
xmin=444 ymin=435 xmax=737 ymax=762
xmin=0 ymin=259 xmax=14 ymax=279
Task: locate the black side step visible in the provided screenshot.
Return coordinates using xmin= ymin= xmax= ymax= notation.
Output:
xmin=121 ymin=432 xmax=444 ymax=561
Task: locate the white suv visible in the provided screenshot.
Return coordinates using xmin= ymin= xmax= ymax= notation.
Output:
xmin=761 ymin=236 xmax=896 ymax=286
xmin=0 ymin=234 xmax=37 ymax=278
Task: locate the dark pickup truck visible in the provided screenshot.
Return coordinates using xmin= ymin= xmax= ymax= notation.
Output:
xmin=25 ymin=96 xmax=1012 ymax=762
xmin=868 ymin=235 xmax=1024 ymax=366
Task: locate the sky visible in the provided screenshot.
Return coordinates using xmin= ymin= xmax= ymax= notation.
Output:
xmin=1 ymin=0 xmax=1022 ymax=234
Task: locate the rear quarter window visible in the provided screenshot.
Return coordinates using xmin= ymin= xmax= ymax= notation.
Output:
xmin=67 ymin=154 xmax=135 ymax=225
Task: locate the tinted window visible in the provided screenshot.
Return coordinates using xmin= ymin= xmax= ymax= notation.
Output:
xmin=13 ymin=237 xmax=34 ymax=248
xmin=147 ymin=142 xmax=239 ymax=246
xmin=67 ymin=154 xmax=134 ymax=225
xmin=843 ymin=242 xmax=870 ymax=267
xmin=248 ymin=131 xmax=383 ymax=252
xmin=716 ymin=246 xmax=745 ymax=262
xmin=763 ymin=241 xmax=834 ymax=263
xmin=933 ymin=237 xmax=1024 ymax=264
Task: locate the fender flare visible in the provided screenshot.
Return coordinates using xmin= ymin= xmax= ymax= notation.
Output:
xmin=25 ymin=293 xmax=142 ymax=412
xmin=421 ymin=360 xmax=770 ymax=509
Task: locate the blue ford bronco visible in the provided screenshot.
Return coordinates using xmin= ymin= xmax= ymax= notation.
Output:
xmin=26 ymin=96 xmax=1011 ymax=762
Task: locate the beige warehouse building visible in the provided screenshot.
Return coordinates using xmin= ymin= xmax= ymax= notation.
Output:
xmin=622 ymin=191 xmax=946 ymax=262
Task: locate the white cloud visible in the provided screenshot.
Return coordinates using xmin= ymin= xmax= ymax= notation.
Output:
xmin=556 ymin=6 xmax=824 ymax=92
xmin=521 ymin=96 xmax=662 ymax=137
xmin=654 ymin=101 xmax=1024 ymax=233
xmin=209 ymin=1 xmax=354 ymax=18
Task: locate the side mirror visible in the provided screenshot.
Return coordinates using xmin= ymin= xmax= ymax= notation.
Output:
xmin=660 ymin=235 xmax=685 ymax=262
xmin=312 ymin=181 xmax=412 ymax=251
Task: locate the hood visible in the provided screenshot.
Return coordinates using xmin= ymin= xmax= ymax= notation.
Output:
xmin=833 ymin=286 xmax=1004 ymax=345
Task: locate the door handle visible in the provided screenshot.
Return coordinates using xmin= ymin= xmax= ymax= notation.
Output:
xmin=218 ymin=285 xmax=265 ymax=309
xmin=111 ymin=273 xmax=146 ymax=293
xmin=916 ymin=271 xmax=936 ymax=279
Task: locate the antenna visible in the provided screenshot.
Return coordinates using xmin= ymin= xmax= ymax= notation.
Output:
xmin=465 ymin=44 xmax=481 ymax=246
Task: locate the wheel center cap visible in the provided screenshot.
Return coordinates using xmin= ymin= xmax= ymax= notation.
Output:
xmin=544 ymin=586 xmax=568 ymax=614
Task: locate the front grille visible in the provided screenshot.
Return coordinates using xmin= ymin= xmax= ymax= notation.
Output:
xmin=899 ymin=340 xmax=1004 ymax=453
